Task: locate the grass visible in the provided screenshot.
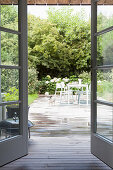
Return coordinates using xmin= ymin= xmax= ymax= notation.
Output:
xmin=28 ymin=93 xmax=38 ymax=105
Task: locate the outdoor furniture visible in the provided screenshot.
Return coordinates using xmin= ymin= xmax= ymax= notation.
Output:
xmin=67 ymin=83 xmax=89 ymax=105
xmin=0 ymin=119 xmax=34 ymax=138
xmin=77 ymin=84 xmax=91 ymax=105
xmin=0 ymin=105 xmax=34 ymax=138
xmin=55 ymin=82 xmax=65 ymax=102
xmin=60 ymin=87 xmax=74 ymax=103
xmin=78 ymin=79 xmax=82 ymax=85
xmin=55 ymin=82 xmax=65 ymax=93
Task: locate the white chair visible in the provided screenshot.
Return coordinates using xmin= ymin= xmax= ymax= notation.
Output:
xmin=67 ymin=82 xmax=79 ymax=103
xmin=60 ymin=83 xmax=74 ymax=104
xmin=55 ymin=82 xmax=65 ymax=102
xmin=55 ymin=82 xmax=65 ymax=95
xmin=77 ymin=84 xmax=91 ymax=105
xmin=55 ymin=82 xmax=73 ymax=103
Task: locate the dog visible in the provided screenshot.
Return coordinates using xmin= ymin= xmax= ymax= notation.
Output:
xmin=49 ymin=95 xmax=55 ymax=105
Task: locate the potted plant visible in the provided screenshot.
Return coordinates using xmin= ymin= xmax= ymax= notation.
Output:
xmin=3 ymin=87 xmax=19 ymax=118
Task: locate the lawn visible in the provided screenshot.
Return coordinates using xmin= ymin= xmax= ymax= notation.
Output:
xmin=28 ymin=94 xmax=38 ymax=105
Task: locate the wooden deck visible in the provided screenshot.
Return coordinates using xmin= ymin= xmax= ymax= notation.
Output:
xmin=0 ymin=97 xmax=111 ymax=170
xmin=0 ymin=136 xmax=111 ymax=170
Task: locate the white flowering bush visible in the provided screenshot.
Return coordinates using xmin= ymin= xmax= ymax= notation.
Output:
xmin=37 ymin=75 xmax=70 ymax=94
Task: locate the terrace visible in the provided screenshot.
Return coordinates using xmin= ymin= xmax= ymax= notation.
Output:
xmin=0 ymin=95 xmax=111 ymax=169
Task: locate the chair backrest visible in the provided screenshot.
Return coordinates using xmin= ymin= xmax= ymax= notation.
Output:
xmin=60 ymin=82 xmax=65 ymax=88
xmin=56 ymin=82 xmax=65 ymax=91
xmin=56 ymin=83 xmax=62 ymax=89
xmin=78 ymin=79 xmax=82 ymax=85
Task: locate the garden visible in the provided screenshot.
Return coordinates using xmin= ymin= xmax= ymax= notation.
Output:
xmin=1 ymin=6 xmax=113 ymax=104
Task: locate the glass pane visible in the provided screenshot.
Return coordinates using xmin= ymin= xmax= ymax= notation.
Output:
xmin=97 ymin=104 xmax=113 ymax=141
xmin=97 ymin=31 xmax=113 ymax=66
xmin=1 ymin=31 xmax=19 ymax=66
xmin=97 ymin=69 xmax=113 ymax=103
xmin=97 ymin=1 xmax=113 ymax=32
xmin=0 ymin=104 xmax=20 ymax=141
xmin=0 ymin=69 xmax=19 ymax=102
xmin=0 ymin=3 xmax=18 ymax=31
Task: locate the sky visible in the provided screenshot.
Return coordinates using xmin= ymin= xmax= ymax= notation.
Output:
xmin=28 ymin=5 xmax=113 ymax=20
xmin=28 ymin=5 xmax=91 ymax=20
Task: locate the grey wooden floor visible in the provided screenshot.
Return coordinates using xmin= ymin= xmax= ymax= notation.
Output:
xmin=0 ymin=136 xmax=111 ymax=170
xmin=0 ymin=97 xmax=112 ymax=170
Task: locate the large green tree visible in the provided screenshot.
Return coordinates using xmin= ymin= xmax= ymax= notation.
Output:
xmin=28 ymin=7 xmax=91 ymax=79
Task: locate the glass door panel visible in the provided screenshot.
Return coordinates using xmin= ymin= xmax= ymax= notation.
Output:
xmin=91 ymin=0 xmax=113 ymax=168
xmin=0 ymin=104 xmax=20 ymax=141
xmin=97 ymin=69 xmax=113 ymax=102
xmin=1 ymin=3 xmax=18 ymax=31
xmin=0 ymin=0 xmax=28 ymax=167
xmin=1 ymin=69 xmax=19 ymax=102
xmin=97 ymin=31 xmax=113 ymax=66
xmin=1 ymin=32 xmax=19 ymax=65
xmin=97 ymin=104 xmax=113 ymax=141
xmin=97 ymin=0 xmax=113 ymax=32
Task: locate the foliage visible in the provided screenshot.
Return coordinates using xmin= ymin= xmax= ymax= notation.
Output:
xmin=36 ymin=80 xmax=47 ymax=94
xmin=28 ymin=93 xmax=38 ymax=105
xmin=2 ymin=6 xmax=113 ymax=99
xmin=1 ymin=5 xmax=18 ymax=28
xmin=97 ymin=81 xmax=112 ymax=96
xmin=1 ymin=5 xmax=18 ymax=65
xmin=97 ymin=13 xmax=113 ymax=66
xmin=97 ymin=69 xmax=113 ymax=102
xmin=1 ymin=32 xmax=18 ymax=65
xmin=1 ymin=65 xmax=19 ymax=93
xmin=3 ymin=87 xmax=19 ymax=101
xmin=69 ymin=75 xmax=78 ymax=82
xmin=46 ymin=82 xmax=56 ymax=94
xmin=28 ymin=68 xmax=38 ymax=94
xmin=97 ymin=70 xmax=112 ymax=81
xmin=1 ymin=66 xmax=38 ymax=96
xmin=79 ymin=71 xmax=91 ymax=85
xmin=28 ymin=7 xmax=91 ymax=79
xmin=36 ymin=73 xmax=90 ymax=95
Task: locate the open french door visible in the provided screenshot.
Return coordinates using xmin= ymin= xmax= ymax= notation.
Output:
xmin=91 ymin=0 xmax=113 ymax=168
xmin=0 ymin=0 xmax=28 ymax=166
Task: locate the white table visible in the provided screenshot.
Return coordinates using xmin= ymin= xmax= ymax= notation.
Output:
xmin=67 ymin=83 xmax=89 ymax=105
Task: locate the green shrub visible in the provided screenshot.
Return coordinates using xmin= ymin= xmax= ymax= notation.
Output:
xmin=1 ymin=67 xmax=19 ymax=93
xmin=69 ymin=75 xmax=78 ymax=83
xmin=79 ymin=72 xmax=91 ymax=85
xmin=28 ymin=68 xmax=38 ymax=94
xmin=97 ymin=70 xmax=113 ymax=101
xmin=97 ymin=71 xmax=112 ymax=81
xmin=28 ymin=93 xmax=38 ymax=105
xmin=3 ymin=87 xmax=19 ymax=101
xmin=36 ymin=80 xmax=47 ymax=94
xmin=46 ymin=82 xmax=56 ymax=94
xmin=36 ymin=73 xmax=92 ymax=95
